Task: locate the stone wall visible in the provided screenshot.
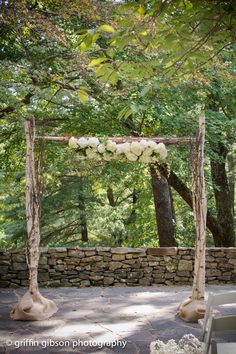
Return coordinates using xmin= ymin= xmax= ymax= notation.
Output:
xmin=0 ymin=247 xmax=236 ymax=288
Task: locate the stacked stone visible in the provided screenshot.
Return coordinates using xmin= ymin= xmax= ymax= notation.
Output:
xmin=0 ymin=247 xmax=235 ymax=288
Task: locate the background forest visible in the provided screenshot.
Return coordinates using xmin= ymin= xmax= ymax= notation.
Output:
xmin=0 ymin=0 xmax=235 ymax=249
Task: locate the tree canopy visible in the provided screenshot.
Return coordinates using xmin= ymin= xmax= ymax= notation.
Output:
xmin=0 ymin=0 xmax=235 ymax=248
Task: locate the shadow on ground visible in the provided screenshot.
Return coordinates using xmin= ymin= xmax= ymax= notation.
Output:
xmin=0 ymin=285 xmax=236 ymax=354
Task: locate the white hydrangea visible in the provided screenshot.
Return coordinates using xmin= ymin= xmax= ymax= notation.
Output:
xmin=97 ymin=144 xmax=106 ymax=153
xmin=85 ymin=148 xmax=99 ymax=160
xmin=147 ymin=140 xmax=157 ymax=149
xmin=130 ymin=141 xmax=143 ymax=156
xmin=140 ymin=139 xmax=149 ymax=149
xmin=116 ymin=143 xmax=130 ymax=154
xmin=68 ymin=137 xmax=79 ymax=149
xmin=112 ymin=152 xmax=120 ymax=160
xmin=78 ymin=137 xmax=88 ymax=148
xmin=155 ymin=143 xmax=168 ymax=159
xmin=85 ymin=148 xmax=93 ymax=157
xmin=126 ymin=152 xmax=138 ymax=162
xmin=151 ymin=156 xmax=159 ymax=163
xmin=106 ymin=140 xmax=117 ymax=152
xmin=122 ymin=142 xmax=131 ymax=154
xmin=154 ymin=142 xmax=164 ymax=152
xmin=160 ymin=149 xmax=167 ymax=159
xmin=139 ymin=154 xmax=152 ymax=164
xmin=116 ymin=144 xmax=124 ymax=155
xmin=69 ymin=137 xmax=167 ymax=164
xmin=103 ymin=152 xmax=113 ymax=161
xmin=142 ymin=147 xmax=153 ymax=157
xmin=88 ymin=137 xmax=100 ymax=148
xmin=75 ymin=155 xmax=86 ymax=161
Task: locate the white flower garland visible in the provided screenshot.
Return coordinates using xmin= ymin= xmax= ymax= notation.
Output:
xmin=68 ymin=137 xmax=167 ymax=163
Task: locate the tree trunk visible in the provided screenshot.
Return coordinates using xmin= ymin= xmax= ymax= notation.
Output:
xmin=76 ymin=178 xmax=89 ymax=242
xmin=227 ymin=153 xmax=235 ymax=217
xmin=107 ymin=186 xmax=116 ymax=207
xmin=156 ymin=164 xmax=223 ymax=246
xmin=208 ymin=99 xmax=235 ymax=247
xmin=169 ymin=186 xmax=176 ymax=237
xmin=150 ymin=165 xmax=177 ymax=247
xmin=81 ymin=217 xmax=88 ymax=242
xmin=124 ymin=189 xmax=138 ymax=225
xmin=211 ymin=144 xmax=235 ymax=247
xmin=178 ymin=116 xmax=207 ymax=322
xmin=10 ymin=118 xmax=57 ymax=321
xmin=79 ymin=198 xmax=88 ymax=242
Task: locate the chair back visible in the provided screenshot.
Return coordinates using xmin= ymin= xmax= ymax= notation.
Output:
xmin=212 ymin=315 xmax=236 ymax=334
xmin=201 ymin=291 xmax=236 ymax=341
xmin=204 ymin=315 xmax=236 ymax=354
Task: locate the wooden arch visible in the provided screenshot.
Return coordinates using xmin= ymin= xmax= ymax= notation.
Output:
xmin=10 ymin=117 xmax=207 ymax=322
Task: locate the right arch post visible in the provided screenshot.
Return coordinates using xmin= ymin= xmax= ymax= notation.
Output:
xmin=178 ymin=115 xmax=208 ymax=322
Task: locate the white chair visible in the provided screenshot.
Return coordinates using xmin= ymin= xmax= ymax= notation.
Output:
xmin=203 ymin=314 xmax=236 ymax=354
xmin=200 ymin=291 xmax=236 ymax=342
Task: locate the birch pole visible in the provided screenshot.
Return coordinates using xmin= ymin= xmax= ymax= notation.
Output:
xmin=178 ymin=115 xmax=207 ymax=322
xmin=25 ymin=118 xmax=40 ymax=295
xmin=10 ymin=119 xmax=58 ymax=321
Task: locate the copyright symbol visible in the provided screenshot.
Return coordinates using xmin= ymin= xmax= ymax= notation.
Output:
xmin=6 ymin=340 xmax=12 ymax=346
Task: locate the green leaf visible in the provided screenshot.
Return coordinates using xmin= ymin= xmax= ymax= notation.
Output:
xmin=109 ymin=72 xmax=119 ymax=85
xmin=95 ymin=63 xmax=113 ymax=79
xmin=131 ymin=104 xmax=138 ymax=113
xmin=166 ymin=61 xmax=173 ymax=68
xmin=118 ymin=106 xmax=133 ymax=120
xmin=80 ymin=42 xmax=89 ymax=53
xmin=124 ymin=108 xmax=133 ymax=119
xmin=92 ymin=33 xmax=100 ymax=43
xmin=99 ymin=25 xmax=115 ymax=33
xmin=106 ymin=48 xmax=115 ymax=58
xmin=88 ymin=58 xmax=109 ymax=67
xmin=137 ymin=5 xmax=145 ymax=15
xmin=78 ymin=89 xmax=88 ymax=104
xmin=141 ymin=86 xmax=151 ymax=96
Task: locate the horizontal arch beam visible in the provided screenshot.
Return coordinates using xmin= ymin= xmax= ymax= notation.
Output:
xmin=35 ymin=136 xmax=194 ymax=145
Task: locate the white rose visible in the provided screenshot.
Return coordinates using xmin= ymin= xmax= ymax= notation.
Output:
xmin=97 ymin=143 xmax=106 ymax=153
xmin=106 ymin=140 xmax=117 ymax=152
xmin=125 ymin=152 xmax=138 ymax=162
xmin=68 ymin=137 xmax=79 ymax=149
xmin=130 ymin=141 xmax=143 ymax=156
xmin=88 ymin=137 xmax=100 ymax=148
xmin=139 ymin=154 xmax=151 ymax=164
xmin=78 ymin=137 xmax=88 ymax=148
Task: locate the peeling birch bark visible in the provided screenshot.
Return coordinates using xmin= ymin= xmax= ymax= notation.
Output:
xmin=178 ymin=116 xmax=207 ymax=322
xmin=11 ymin=119 xmax=58 ymax=321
